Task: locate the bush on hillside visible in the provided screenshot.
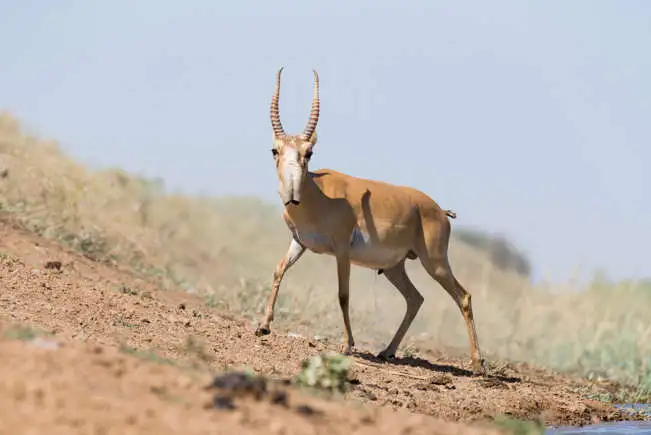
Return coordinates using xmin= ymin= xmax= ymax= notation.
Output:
xmin=453 ymin=228 xmax=531 ymax=278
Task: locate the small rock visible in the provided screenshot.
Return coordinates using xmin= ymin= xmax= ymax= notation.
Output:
xmin=428 ymin=374 xmax=453 ymax=386
xmin=44 ymin=261 xmax=62 ymax=271
xmin=207 ymin=371 xmax=268 ymax=400
xmin=270 ymin=389 xmax=288 ymax=407
xmin=213 ymin=395 xmax=235 ymax=410
xmin=296 ymin=404 xmax=321 ymax=417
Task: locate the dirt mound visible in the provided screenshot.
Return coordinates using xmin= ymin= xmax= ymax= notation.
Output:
xmin=0 ymin=213 xmax=643 ymax=433
xmin=0 ymin=339 xmax=507 ymax=435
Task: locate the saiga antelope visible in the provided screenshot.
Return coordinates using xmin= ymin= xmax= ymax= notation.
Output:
xmin=255 ymin=67 xmax=487 ymax=376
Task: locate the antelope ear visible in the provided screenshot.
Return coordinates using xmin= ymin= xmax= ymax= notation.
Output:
xmin=307 ymin=130 xmax=318 ymax=146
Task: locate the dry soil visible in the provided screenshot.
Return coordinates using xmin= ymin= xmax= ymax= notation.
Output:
xmin=0 ymin=213 xmax=643 ymax=434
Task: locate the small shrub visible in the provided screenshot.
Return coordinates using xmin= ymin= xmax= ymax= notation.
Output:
xmin=295 ymin=352 xmax=352 ymax=394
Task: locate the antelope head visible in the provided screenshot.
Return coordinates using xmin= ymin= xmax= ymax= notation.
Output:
xmin=269 ymin=67 xmax=320 ymax=206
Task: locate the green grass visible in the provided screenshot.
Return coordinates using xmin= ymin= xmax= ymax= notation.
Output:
xmin=2 ymin=324 xmax=53 ymax=341
xmin=492 ymin=416 xmax=545 ymax=435
xmin=1 ymin=111 xmax=650 ymax=403
xmin=119 ymin=345 xmax=177 ymax=366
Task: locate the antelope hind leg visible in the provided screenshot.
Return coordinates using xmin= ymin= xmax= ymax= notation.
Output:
xmin=377 ymin=261 xmax=424 ymax=360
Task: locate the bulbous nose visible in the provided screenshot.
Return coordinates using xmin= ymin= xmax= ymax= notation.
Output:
xmin=279 ymin=150 xmax=302 ymax=206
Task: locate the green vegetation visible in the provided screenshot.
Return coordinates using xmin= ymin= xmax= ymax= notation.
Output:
xmin=492 ymin=416 xmax=545 ymax=435
xmin=118 ymin=345 xmax=177 ymax=366
xmin=1 ymin=112 xmax=650 ymax=403
xmin=295 ymin=352 xmax=353 ymax=394
xmin=455 ymin=228 xmax=531 ymax=278
xmin=2 ymin=324 xmax=53 ymax=341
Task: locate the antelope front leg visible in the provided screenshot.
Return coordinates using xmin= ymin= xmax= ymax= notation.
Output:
xmin=255 ymin=238 xmax=305 ymax=336
xmin=336 ymin=253 xmax=355 ymax=355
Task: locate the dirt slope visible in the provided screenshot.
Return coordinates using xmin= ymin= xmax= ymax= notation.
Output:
xmin=0 ymin=213 xmax=641 ymax=433
xmin=1 ymin=340 xmax=506 ymax=435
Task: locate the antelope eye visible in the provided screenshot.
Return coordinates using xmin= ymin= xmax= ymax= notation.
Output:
xmin=271 ymin=149 xmax=279 ymax=157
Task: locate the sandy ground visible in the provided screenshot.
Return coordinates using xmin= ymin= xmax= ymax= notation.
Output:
xmin=0 ymin=213 xmax=643 ymax=434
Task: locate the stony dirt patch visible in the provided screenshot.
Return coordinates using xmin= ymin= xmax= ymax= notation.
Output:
xmin=1 ymin=338 xmax=507 ymax=435
xmin=0 ymin=214 xmax=644 ymax=433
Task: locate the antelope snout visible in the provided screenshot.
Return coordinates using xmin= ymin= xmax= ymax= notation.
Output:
xmin=280 ymin=187 xmax=301 ymax=206
xmin=280 ymin=160 xmax=303 ymax=206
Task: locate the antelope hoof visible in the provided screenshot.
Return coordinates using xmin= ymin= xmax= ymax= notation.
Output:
xmin=472 ymin=359 xmax=487 ymax=377
xmin=343 ymin=345 xmax=355 ymax=356
xmin=255 ymin=325 xmax=271 ymax=337
xmin=377 ymin=350 xmax=396 ymax=362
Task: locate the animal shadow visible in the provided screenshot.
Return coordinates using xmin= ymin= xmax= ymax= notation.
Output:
xmin=354 ymin=351 xmax=521 ymax=384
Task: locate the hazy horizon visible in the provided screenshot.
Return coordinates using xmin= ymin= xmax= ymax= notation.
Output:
xmin=1 ymin=1 xmax=649 ymax=284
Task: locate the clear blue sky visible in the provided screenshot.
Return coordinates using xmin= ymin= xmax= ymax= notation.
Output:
xmin=0 ymin=1 xmax=649 ymax=283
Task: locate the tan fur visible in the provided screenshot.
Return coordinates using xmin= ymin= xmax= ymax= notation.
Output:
xmin=256 ymin=68 xmax=486 ymax=376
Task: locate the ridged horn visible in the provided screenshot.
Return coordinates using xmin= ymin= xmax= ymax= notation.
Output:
xmin=270 ymin=67 xmax=286 ymax=138
xmin=301 ymin=69 xmax=320 ymax=141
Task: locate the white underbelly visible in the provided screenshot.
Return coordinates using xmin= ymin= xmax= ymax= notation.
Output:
xmin=349 ymin=247 xmax=406 ymax=269
xmin=348 ymin=227 xmax=407 ymax=269
xmin=292 ymin=230 xmax=335 ymax=255
xmin=291 ymin=227 xmax=408 ymax=269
